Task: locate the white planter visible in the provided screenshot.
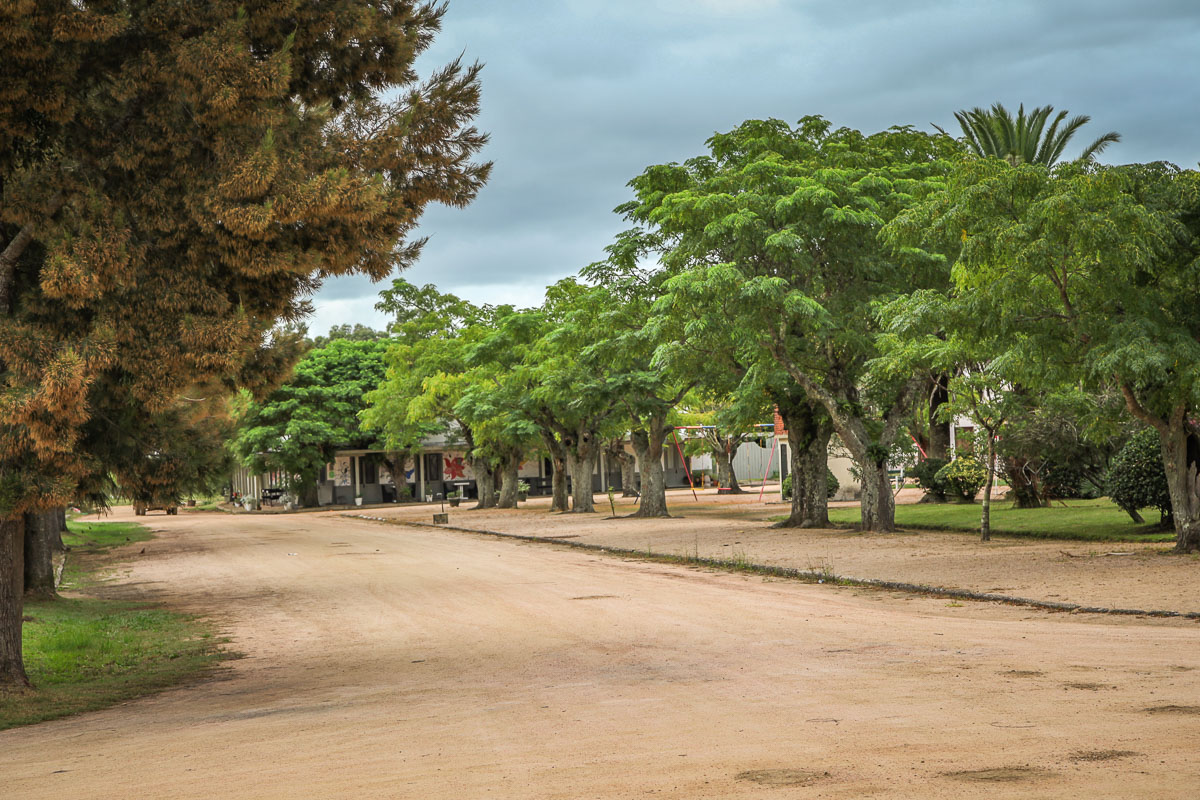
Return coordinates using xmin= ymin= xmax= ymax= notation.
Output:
xmin=354 ymin=497 xmax=363 ymax=506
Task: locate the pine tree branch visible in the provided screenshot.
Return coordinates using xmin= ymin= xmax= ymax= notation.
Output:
xmin=0 ymin=191 xmax=66 ymax=314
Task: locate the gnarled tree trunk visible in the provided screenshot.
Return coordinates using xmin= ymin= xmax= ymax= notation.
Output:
xmin=713 ymin=441 xmax=742 ymax=493
xmin=1 ymin=514 xmax=29 ymax=688
xmin=773 ymin=398 xmax=832 ymax=529
xmin=1003 ymin=455 xmax=1042 ymax=508
xmin=858 ymin=459 xmax=897 ymax=533
xmin=618 ymin=448 xmax=638 ymax=497
xmin=540 ymin=433 xmax=569 ymax=512
xmin=566 ymin=451 xmax=595 ymax=513
xmin=631 ymin=416 xmax=671 ymax=518
xmin=23 ymin=509 xmax=58 ymax=599
xmin=1159 ymin=423 xmax=1200 ymax=553
xmin=565 ymin=426 xmax=598 ymax=513
xmin=496 ymin=455 xmax=521 ymax=509
xmin=472 ymin=462 xmax=497 ymax=509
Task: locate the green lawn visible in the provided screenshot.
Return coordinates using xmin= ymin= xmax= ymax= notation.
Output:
xmin=1 ymin=519 xmax=229 ymax=730
xmin=825 ymin=497 xmax=1175 ymax=542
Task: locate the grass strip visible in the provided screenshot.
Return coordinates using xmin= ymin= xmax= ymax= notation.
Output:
xmin=819 ymin=498 xmax=1175 ymax=543
xmin=0 ymin=519 xmax=229 ymax=731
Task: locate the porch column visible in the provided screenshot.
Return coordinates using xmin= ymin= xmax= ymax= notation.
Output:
xmin=417 ymin=453 xmax=426 ymax=502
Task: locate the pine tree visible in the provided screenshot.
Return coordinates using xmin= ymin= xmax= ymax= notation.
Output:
xmin=0 ymin=2 xmax=489 ymax=688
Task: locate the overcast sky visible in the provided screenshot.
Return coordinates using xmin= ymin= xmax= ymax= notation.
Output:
xmin=307 ymin=0 xmax=1200 ymax=335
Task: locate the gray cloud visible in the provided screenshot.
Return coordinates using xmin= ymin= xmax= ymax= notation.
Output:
xmin=307 ymin=0 xmax=1200 ymax=336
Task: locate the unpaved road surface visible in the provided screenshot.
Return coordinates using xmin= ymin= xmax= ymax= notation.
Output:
xmin=2 ymin=509 xmax=1198 ymax=798
xmin=382 ymin=491 xmax=1196 ymax=614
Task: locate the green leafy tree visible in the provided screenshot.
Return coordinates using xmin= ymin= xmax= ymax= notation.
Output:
xmin=950 ymin=103 xmax=1120 ymax=165
xmin=876 ymin=290 xmax=1024 ymax=538
xmin=311 ymin=324 xmax=388 ymax=348
xmin=0 ymin=2 xmax=488 ymax=687
xmin=645 ymin=230 xmax=834 ymax=526
xmin=464 ymin=305 xmax=580 ymax=511
xmin=234 ymin=339 xmax=389 ymax=504
xmin=636 ymin=117 xmax=956 ymax=531
xmin=577 ymin=254 xmax=705 ymax=518
xmin=524 ymin=280 xmax=624 ymax=514
xmin=363 ymin=281 xmax=505 ymax=508
xmin=887 ymin=158 xmax=1200 ymax=551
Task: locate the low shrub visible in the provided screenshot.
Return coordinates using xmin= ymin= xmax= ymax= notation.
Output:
xmin=910 ymin=457 xmax=950 ymax=502
xmin=1106 ymin=428 xmax=1171 ymax=523
xmin=934 ymin=457 xmax=988 ymax=502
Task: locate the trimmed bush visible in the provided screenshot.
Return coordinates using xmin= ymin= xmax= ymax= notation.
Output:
xmin=934 ymin=457 xmax=988 ymax=502
xmin=1106 ymin=428 xmax=1171 ymax=522
xmin=910 ymin=457 xmax=950 ymax=502
xmin=782 ymin=468 xmax=840 ymax=500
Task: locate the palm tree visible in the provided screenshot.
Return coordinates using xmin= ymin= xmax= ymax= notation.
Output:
xmin=949 ymin=103 xmax=1120 ymax=165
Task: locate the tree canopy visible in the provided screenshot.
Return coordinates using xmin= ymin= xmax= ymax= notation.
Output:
xmin=234 ymin=338 xmax=389 ymax=501
xmin=0 ymin=1 xmax=489 ymax=688
xmin=950 ymin=102 xmax=1120 ymax=165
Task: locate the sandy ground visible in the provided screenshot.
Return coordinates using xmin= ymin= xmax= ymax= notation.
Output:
xmin=360 ymin=488 xmax=1198 ymax=615
xmin=1 ymin=504 xmax=1198 ymax=798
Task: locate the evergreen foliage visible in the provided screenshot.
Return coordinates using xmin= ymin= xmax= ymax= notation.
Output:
xmin=1107 ymin=428 xmax=1172 ymax=523
xmin=0 ymin=1 xmax=489 ymax=687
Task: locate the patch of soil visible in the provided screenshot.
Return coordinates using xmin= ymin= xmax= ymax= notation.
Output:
xmin=735 ymin=768 xmax=829 ymax=787
xmin=1144 ymin=704 xmax=1200 ymax=714
xmin=1003 ymin=669 xmax=1044 ymax=677
xmin=1069 ymin=750 xmax=1139 ymax=762
xmin=571 ymin=595 xmax=618 ymax=600
xmin=945 ymin=767 xmax=1050 ymax=782
xmin=1063 ymin=682 xmax=1110 ymax=690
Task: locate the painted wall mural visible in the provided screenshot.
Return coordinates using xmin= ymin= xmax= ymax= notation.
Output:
xmin=334 ymin=456 xmax=352 ymax=487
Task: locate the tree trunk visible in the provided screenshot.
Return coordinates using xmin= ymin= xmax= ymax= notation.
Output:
xmin=981 ymin=435 xmax=996 ymax=542
xmin=928 ymin=374 xmax=951 ymax=460
xmin=631 ymin=418 xmax=670 ymax=518
xmin=1159 ymin=424 xmax=1200 ymax=553
xmin=714 ymin=442 xmax=743 ymax=493
xmin=23 ymin=509 xmax=57 ymax=598
xmin=1 ymin=514 xmax=30 ymax=688
xmin=496 ymin=456 xmax=521 ymax=509
xmin=618 ymin=449 xmax=638 ymax=497
xmin=550 ymin=459 xmax=568 ymax=512
xmin=773 ymin=400 xmax=832 ymax=529
xmin=49 ymin=506 xmax=66 ymax=552
xmin=858 ymin=460 xmax=897 ymax=533
xmin=541 ymin=433 xmax=569 ymax=512
xmin=472 ymin=463 xmax=497 ymax=509
xmin=566 ymin=450 xmax=595 ymax=513
xmin=1004 ymin=455 xmax=1042 ymax=508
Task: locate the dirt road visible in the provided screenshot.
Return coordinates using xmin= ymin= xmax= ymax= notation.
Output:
xmin=2 ymin=509 xmax=1198 ymax=798
xmin=373 ymin=493 xmax=1197 ymax=614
